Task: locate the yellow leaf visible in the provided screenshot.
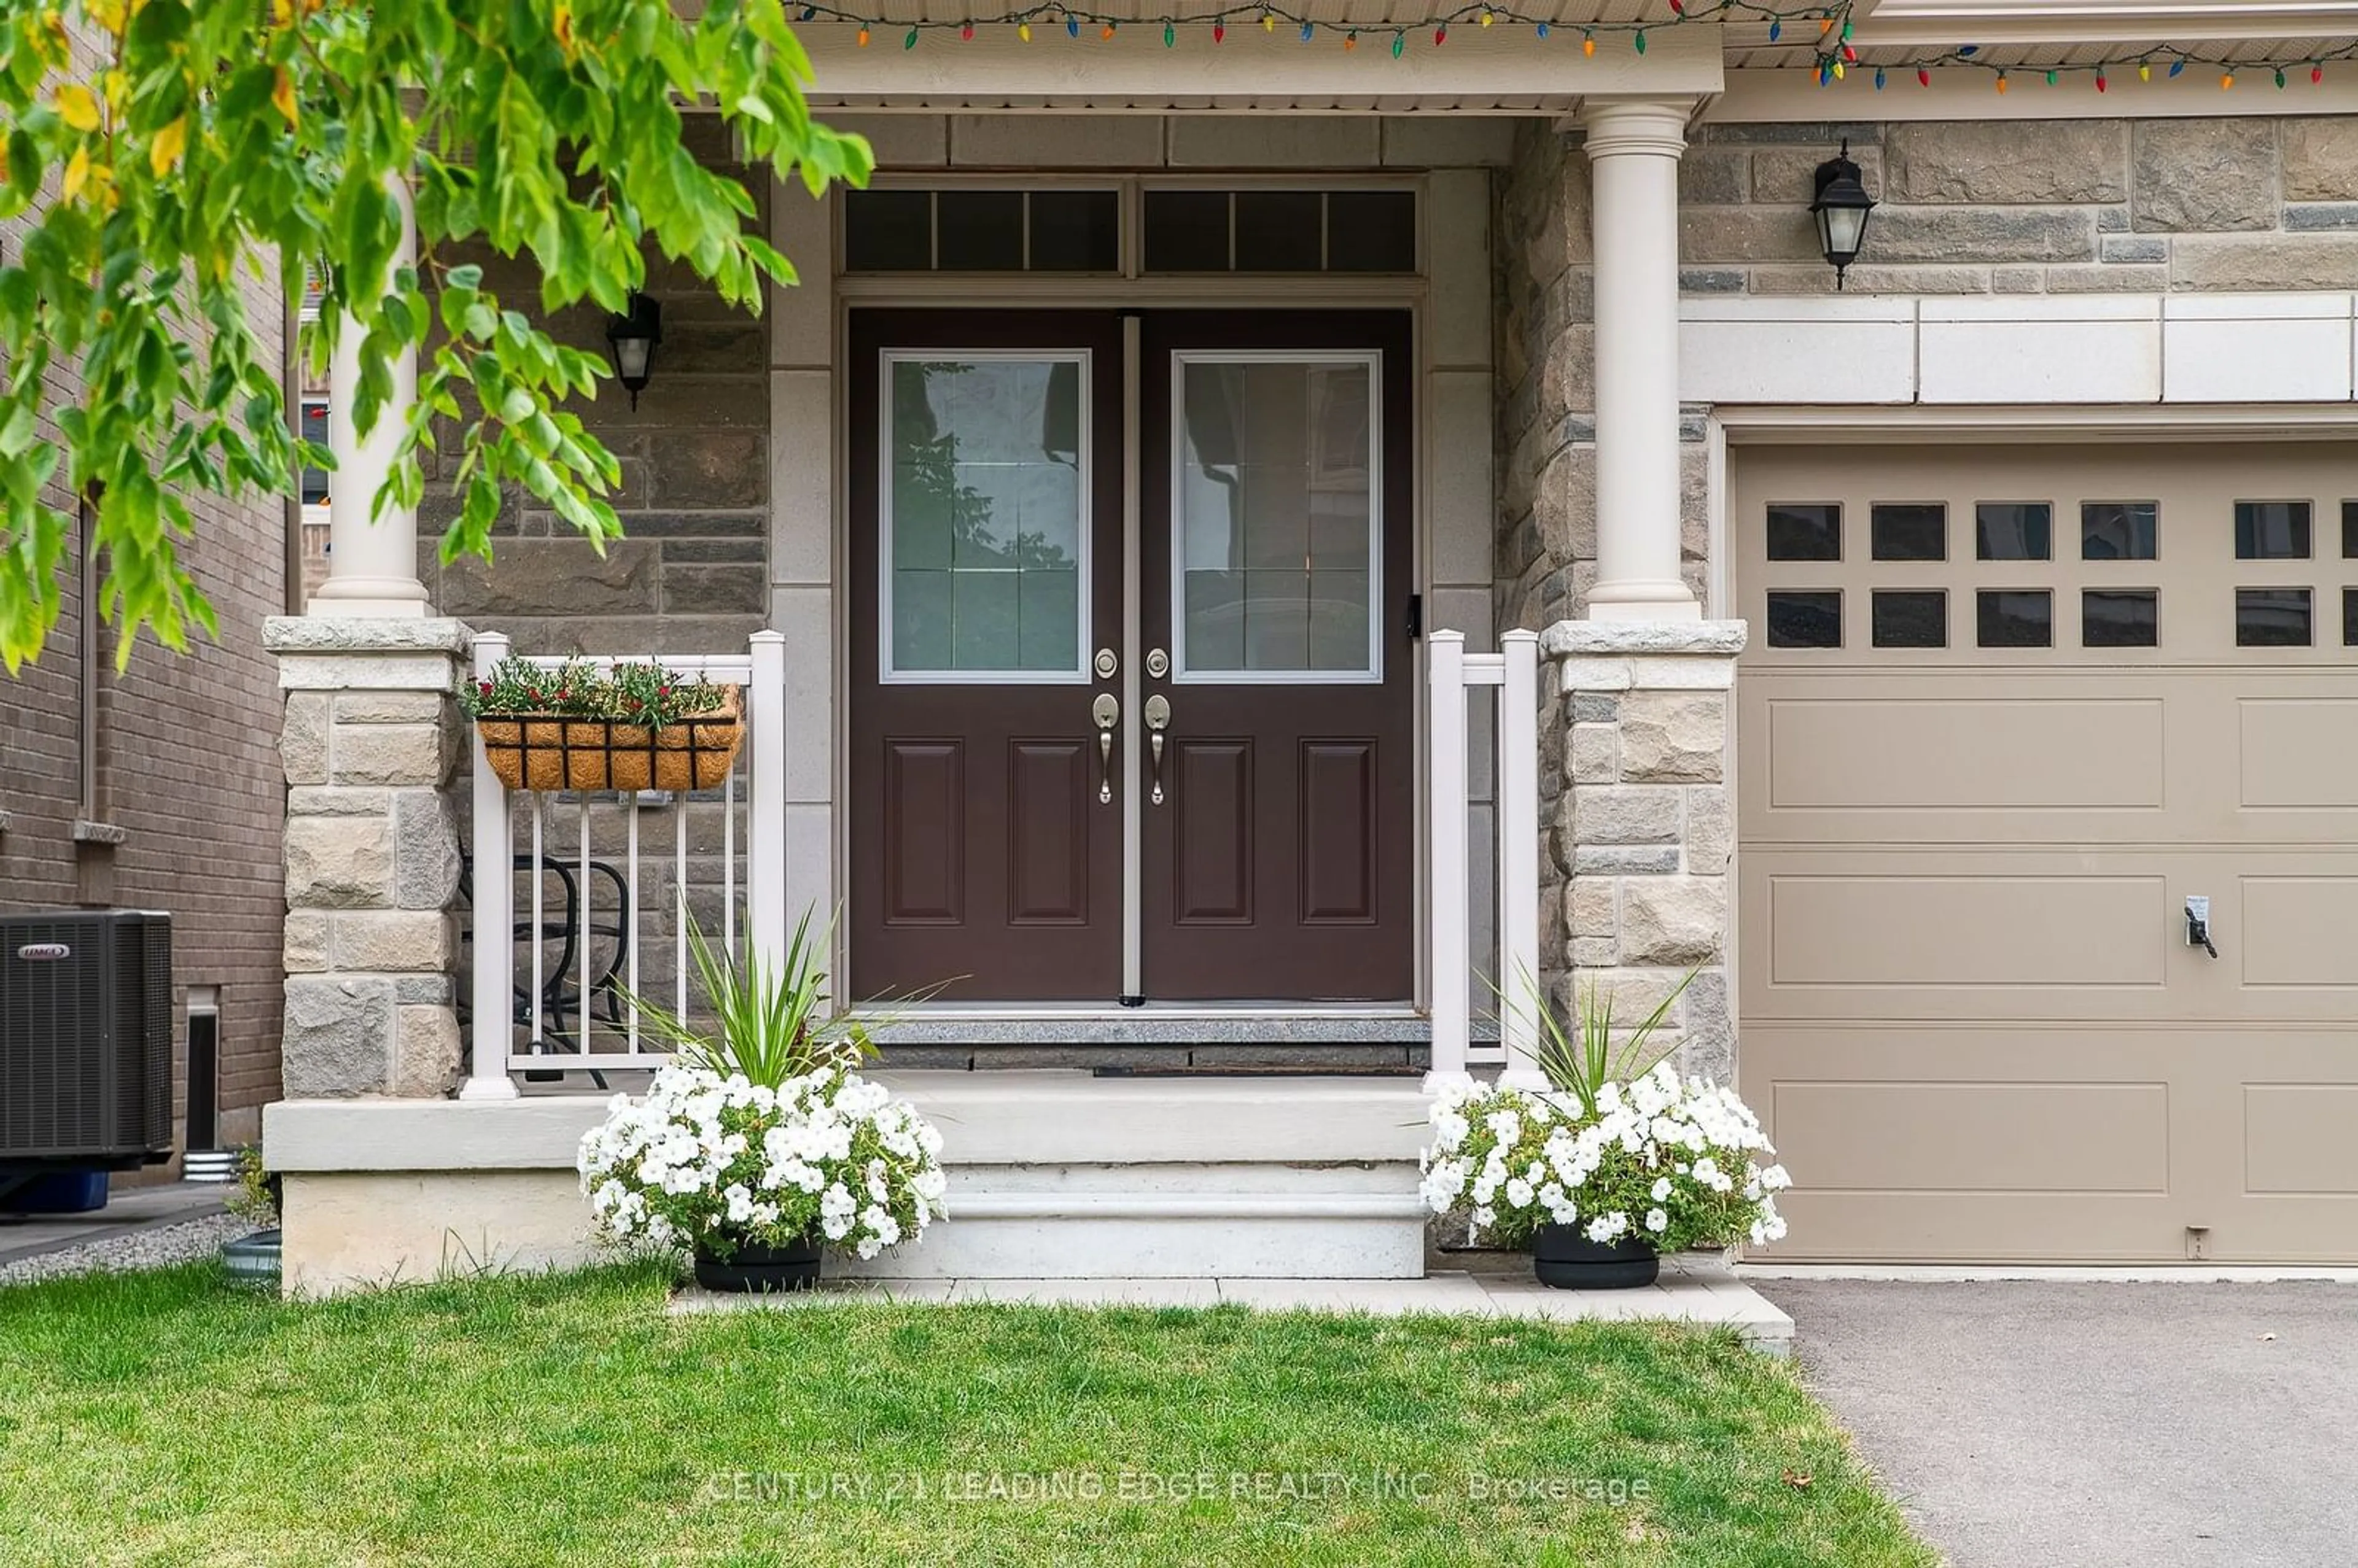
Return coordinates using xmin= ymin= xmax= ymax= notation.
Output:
xmin=270 ymin=0 xmax=290 ymax=22
xmin=61 ymin=147 xmax=88 ymax=200
xmin=271 ymin=67 xmax=298 ymax=128
xmin=85 ymin=0 xmax=125 ymax=34
xmin=54 ymin=82 xmax=99 ymax=131
xmin=554 ymin=1 xmax=574 ymax=52
xmin=150 ymin=117 xmax=186 ymax=176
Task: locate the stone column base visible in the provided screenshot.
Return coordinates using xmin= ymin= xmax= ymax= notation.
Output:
xmin=1538 ymin=619 xmax=1746 ymax=1084
xmin=265 ymin=616 xmax=473 ymax=1098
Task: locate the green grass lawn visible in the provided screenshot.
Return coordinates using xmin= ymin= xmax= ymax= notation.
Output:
xmin=0 ymin=1260 xmax=1930 ymax=1567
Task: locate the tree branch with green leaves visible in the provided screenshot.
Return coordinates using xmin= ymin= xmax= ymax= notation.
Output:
xmin=0 ymin=0 xmax=869 ymax=670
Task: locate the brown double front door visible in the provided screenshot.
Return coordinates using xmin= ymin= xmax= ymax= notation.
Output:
xmin=849 ymin=309 xmax=1414 ymax=1004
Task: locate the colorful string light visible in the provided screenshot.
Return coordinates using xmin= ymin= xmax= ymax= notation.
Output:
xmin=779 ymin=0 xmax=1858 ymax=54
xmin=1814 ymin=38 xmax=2358 ymax=93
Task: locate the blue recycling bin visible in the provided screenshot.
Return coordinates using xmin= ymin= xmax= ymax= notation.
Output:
xmin=2 ymin=1170 xmax=109 ymax=1213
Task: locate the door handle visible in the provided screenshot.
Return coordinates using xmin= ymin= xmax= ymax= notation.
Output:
xmin=1143 ymin=694 xmax=1171 ymax=806
xmin=2186 ymin=896 xmax=2219 ymax=959
xmin=1092 ymin=693 xmax=1119 ymax=805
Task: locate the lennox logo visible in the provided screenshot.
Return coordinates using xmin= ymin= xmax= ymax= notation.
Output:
xmin=14 ymin=943 xmax=71 ymax=961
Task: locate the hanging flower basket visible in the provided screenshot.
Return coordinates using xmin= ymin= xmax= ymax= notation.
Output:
xmin=465 ymin=658 xmax=745 ymax=793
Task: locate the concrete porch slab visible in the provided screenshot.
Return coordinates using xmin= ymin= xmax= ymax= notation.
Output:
xmin=667 ymin=1257 xmax=1795 ymax=1354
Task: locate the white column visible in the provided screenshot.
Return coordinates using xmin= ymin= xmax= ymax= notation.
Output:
xmin=1581 ymin=98 xmax=1700 ymax=624
xmin=461 ymin=631 xmax=520 ymax=1101
xmin=1426 ymin=631 xmax=1471 ymax=1092
xmin=311 ymin=178 xmax=430 ymax=616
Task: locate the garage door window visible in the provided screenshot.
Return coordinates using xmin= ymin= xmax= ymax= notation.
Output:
xmin=2082 ymin=502 xmax=2158 ymax=560
xmin=2344 ymin=588 xmax=2358 ymax=645
xmin=2343 ymin=500 xmax=2358 ymax=558
xmin=1872 ymin=503 xmax=1945 ymax=562
xmin=1872 ymin=589 xmax=1946 ymax=648
xmin=1767 ymin=502 xmax=1842 ymax=561
xmin=2235 ymin=502 xmax=2311 ymax=560
xmin=1977 ymin=589 xmax=2053 ymax=648
xmin=1977 ymin=503 xmax=2052 ymax=561
xmin=2236 ymin=586 xmax=2312 ymax=646
xmin=2084 ymin=589 xmax=2159 ymax=648
xmin=1767 ymin=590 xmax=1842 ymax=648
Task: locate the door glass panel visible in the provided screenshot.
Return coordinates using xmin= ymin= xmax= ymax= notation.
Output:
xmin=1175 ymin=356 xmax=1378 ymax=680
xmin=885 ymin=355 xmax=1087 ymax=680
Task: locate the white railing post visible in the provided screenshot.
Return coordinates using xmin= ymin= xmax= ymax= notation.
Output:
xmin=1497 ymin=630 xmax=1546 ymax=1089
xmin=460 ymin=631 xmax=520 ymax=1101
xmin=747 ymin=630 xmax=788 ymax=975
xmin=1426 ymin=631 xmax=1472 ymax=1092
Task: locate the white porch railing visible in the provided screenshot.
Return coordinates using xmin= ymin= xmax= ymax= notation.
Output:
xmin=457 ymin=631 xmax=788 ymax=1101
xmin=1426 ymin=628 xmax=1544 ymax=1092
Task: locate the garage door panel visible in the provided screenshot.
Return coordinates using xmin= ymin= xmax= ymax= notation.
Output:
xmin=1733 ymin=441 xmax=2358 ymax=1265
xmin=1765 ymin=694 xmax=2164 ymax=812
xmin=2245 ymin=1085 xmax=2358 ymax=1195
xmin=1771 ymin=1194 xmax=2197 ymax=1264
xmin=1745 ymin=672 xmax=2358 ymax=848
xmin=1773 ymin=1079 xmax=2170 ymax=1195
xmin=2239 ymin=697 xmax=2358 ymax=809
xmin=2240 ymin=878 xmax=2358 ymax=990
xmin=1766 ymin=872 xmax=2165 ymax=990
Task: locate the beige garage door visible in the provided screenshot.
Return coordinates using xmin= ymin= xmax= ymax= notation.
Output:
xmin=1733 ymin=443 xmax=2358 ymax=1263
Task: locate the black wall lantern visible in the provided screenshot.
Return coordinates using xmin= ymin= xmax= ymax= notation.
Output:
xmin=1810 ymin=142 xmax=1877 ymax=290
xmin=605 ymin=291 xmax=663 ymax=408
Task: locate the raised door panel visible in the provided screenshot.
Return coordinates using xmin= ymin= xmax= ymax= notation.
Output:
xmin=1299 ymin=741 xmax=1376 ymax=924
xmin=882 ymin=741 xmax=963 ymax=925
xmin=1171 ymin=740 xmax=1253 ymax=925
xmin=1006 ymin=741 xmax=1091 ymax=926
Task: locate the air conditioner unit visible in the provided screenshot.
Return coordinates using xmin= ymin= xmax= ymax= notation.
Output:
xmin=0 ymin=910 xmax=173 ymax=1168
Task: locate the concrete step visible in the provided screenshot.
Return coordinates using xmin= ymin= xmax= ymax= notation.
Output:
xmin=842 ymin=1073 xmax=1430 ymax=1280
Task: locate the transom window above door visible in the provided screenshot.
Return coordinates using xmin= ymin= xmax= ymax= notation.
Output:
xmin=841 ymin=182 xmax=1420 ymax=278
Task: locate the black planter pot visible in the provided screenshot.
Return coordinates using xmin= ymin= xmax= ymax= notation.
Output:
xmin=1533 ymin=1224 xmax=1659 ymax=1290
xmin=693 ymin=1233 xmax=823 ymax=1294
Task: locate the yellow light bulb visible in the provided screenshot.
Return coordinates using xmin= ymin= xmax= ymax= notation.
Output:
xmin=1582 ymin=34 xmax=1595 ymax=56
xmin=1480 ymin=10 xmax=1493 ymax=25
xmin=1018 ymin=21 xmax=1030 ymax=39
xmin=1263 ymin=11 xmax=1275 ymax=29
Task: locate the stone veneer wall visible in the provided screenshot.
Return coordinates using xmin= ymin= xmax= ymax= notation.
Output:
xmin=1495 ymin=121 xmax=1714 ymax=1041
xmin=1679 ymin=117 xmax=2358 ymax=295
xmin=1537 ymin=623 xmax=1741 ymax=1084
xmin=411 ymin=117 xmax=772 ymax=657
xmin=269 ymin=620 xmax=471 ymax=1099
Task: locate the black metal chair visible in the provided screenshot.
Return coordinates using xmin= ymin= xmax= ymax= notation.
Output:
xmin=456 ymin=853 xmax=634 ymax=1089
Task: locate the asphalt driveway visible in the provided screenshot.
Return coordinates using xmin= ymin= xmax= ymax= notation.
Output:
xmin=1754 ymin=1280 xmax=2358 ymax=1568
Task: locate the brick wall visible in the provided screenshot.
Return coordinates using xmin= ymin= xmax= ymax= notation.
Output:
xmin=1679 ymin=117 xmax=2358 ymax=295
xmin=0 ymin=245 xmax=290 ymax=1159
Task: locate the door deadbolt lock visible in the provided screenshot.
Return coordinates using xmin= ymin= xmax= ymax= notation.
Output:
xmin=1094 ymin=647 xmax=1118 ymax=680
xmin=1145 ymin=647 xmax=1170 ymax=679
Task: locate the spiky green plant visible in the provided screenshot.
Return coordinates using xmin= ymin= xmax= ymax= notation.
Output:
xmin=625 ymin=907 xmax=873 ymax=1089
xmin=1529 ymin=968 xmax=1696 ymax=1122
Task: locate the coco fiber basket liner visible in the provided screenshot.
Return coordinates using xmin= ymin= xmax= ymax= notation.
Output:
xmin=476 ymin=687 xmax=743 ymax=792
